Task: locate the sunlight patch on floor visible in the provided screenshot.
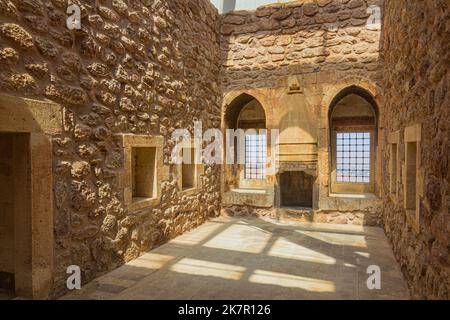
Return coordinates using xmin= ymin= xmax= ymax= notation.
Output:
xmin=354 ymin=251 xmax=371 ymax=258
xmin=249 ymin=269 xmax=336 ymax=292
xmin=61 ymin=217 xmax=409 ymax=300
xmin=171 ymin=221 xmax=225 ymax=246
xmin=203 ymin=224 xmax=272 ymax=254
xmin=170 ymin=258 xmax=245 ymax=280
xmin=267 ymin=237 xmax=337 ymax=264
xmin=128 ymin=253 xmax=174 ymax=269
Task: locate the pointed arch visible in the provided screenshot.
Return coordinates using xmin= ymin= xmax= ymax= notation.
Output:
xmin=327 ymin=85 xmax=380 ymax=194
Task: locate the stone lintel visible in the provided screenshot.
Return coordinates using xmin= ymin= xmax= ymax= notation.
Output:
xmin=0 ymin=93 xmax=62 ymax=135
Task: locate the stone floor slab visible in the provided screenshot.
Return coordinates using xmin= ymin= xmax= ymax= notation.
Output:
xmin=62 ymin=217 xmax=409 ymax=300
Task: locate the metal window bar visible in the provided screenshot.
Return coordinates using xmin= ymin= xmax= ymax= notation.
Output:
xmin=336 ymin=132 xmax=371 ymax=183
xmin=244 ymin=134 xmax=266 ymax=180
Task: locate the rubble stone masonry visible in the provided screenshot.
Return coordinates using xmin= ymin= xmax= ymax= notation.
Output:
xmin=0 ymin=0 xmax=448 ymax=300
xmin=0 ymin=0 xmax=221 ymax=297
xmin=381 ymin=0 xmax=449 ymax=299
xmin=220 ymin=0 xmax=385 ymax=227
xmin=221 ymin=0 xmax=383 ymax=90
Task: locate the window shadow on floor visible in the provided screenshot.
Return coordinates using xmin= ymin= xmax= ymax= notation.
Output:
xmin=62 ymin=217 xmax=409 ymax=300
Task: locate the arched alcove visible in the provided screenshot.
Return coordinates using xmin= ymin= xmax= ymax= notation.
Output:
xmin=328 ymin=86 xmax=379 ymax=194
xmin=225 ymin=93 xmax=266 ymax=130
xmin=224 ymin=93 xmax=268 ymax=186
xmin=237 ymin=99 xmax=266 ymax=130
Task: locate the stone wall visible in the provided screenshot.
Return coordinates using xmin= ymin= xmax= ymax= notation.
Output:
xmin=221 ymin=0 xmax=383 ymax=90
xmin=1 ymin=0 xmax=448 ymax=300
xmin=381 ymin=0 xmax=449 ymax=299
xmin=220 ymin=0 xmax=385 ymax=227
xmin=0 ymin=0 xmax=221 ymax=297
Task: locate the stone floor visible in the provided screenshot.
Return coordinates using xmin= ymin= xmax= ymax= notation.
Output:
xmin=62 ymin=216 xmax=409 ymax=300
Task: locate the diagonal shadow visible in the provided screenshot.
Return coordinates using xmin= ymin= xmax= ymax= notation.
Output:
xmin=63 ymin=216 xmax=408 ymax=300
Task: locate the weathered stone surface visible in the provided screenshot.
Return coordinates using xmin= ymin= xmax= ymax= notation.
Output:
xmin=23 ymin=15 xmax=48 ymax=33
xmin=221 ymin=2 xmax=381 ymax=89
xmin=0 ymin=23 xmax=33 ymax=48
xmin=381 ymin=1 xmax=450 ymax=300
xmin=0 ymin=0 xmax=447 ymax=302
xmin=71 ymin=161 xmax=91 ymax=179
xmin=0 ymin=47 xmax=18 ymax=65
xmin=34 ymin=37 xmax=58 ymax=57
xmin=111 ymin=0 xmax=128 ymax=16
xmin=0 ymin=72 xmax=37 ymax=94
xmin=44 ymin=84 xmax=87 ymax=106
xmin=0 ymin=0 xmax=221 ymax=299
xmin=0 ymin=0 xmax=18 ymax=18
xmin=16 ymin=0 xmax=44 ymax=15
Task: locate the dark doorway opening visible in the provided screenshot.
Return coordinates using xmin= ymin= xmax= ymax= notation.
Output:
xmin=0 ymin=132 xmax=31 ymax=299
xmin=280 ymin=171 xmax=314 ymax=208
xmin=0 ymin=134 xmax=16 ymax=295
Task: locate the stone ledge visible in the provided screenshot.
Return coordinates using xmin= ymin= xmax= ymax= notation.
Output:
xmin=129 ymin=197 xmax=161 ymax=212
xmin=223 ymin=188 xmax=274 ymax=208
xmin=329 ymin=193 xmax=379 ymax=200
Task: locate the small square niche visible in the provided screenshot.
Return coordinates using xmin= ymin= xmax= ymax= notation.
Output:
xmin=119 ymin=134 xmax=164 ymax=211
xmin=403 ymin=124 xmax=422 ymax=233
xmin=132 ymin=147 xmax=157 ymax=200
xmin=181 ymin=147 xmax=197 ymax=190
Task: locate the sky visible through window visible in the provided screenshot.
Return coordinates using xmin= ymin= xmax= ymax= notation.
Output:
xmin=336 ymin=132 xmax=371 ymax=183
xmin=210 ymin=0 xmax=291 ymax=13
xmin=245 ymin=134 xmax=266 ymax=180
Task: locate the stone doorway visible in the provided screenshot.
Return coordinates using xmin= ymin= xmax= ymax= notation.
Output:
xmin=0 ymin=131 xmax=54 ymax=299
xmin=0 ymin=133 xmax=32 ymax=297
xmin=280 ymin=171 xmax=314 ymax=208
xmin=0 ymin=94 xmax=58 ymax=299
xmin=0 ymin=134 xmax=16 ymax=295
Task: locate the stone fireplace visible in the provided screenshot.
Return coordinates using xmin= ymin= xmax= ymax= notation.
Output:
xmin=277 ymin=162 xmax=317 ymax=209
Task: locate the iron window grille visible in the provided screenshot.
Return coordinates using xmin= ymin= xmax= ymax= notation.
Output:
xmin=336 ymin=132 xmax=371 ymax=183
xmin=244 ymin=134 xmax=266 ymax=180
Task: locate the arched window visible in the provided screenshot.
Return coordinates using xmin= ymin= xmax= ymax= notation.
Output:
xmin=329 ymin=87 xmax=378 ymax=194
xmin=238 ymin=100 xmax=266 ymax=179
xmin=225 ymin=94 xmax=267 ymax=182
